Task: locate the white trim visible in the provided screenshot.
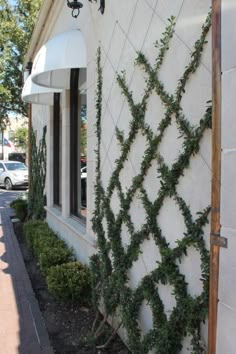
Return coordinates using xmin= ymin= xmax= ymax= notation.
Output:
xmin=61 ymin=90 xmax=70 ymax=218
xmin=45 ymin=206 xmax=96 ymax=248
xmin=24 ymin=0 xmax=64 ymax=68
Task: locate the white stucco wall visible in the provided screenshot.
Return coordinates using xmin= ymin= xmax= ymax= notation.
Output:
xmin=29 ymin=0 xmax=212 ymax=351
xmin=216 ymin=1 xmax=236 ymax=353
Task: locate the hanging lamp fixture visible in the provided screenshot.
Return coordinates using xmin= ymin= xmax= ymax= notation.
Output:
xmin=67 ymin=0 xmax=83 ymax=18
xmin=67 ymin=0 xmax=105 ymax=18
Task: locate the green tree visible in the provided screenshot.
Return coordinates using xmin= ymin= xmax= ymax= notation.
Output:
xmin=13 ymin=126 xmax=28 ymax=151
xmin=0 ymin=0 xmax=42 ymax=127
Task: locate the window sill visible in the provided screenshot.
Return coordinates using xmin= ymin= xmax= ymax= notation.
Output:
xmin=45 ymin=206 xmax=97 ymax=248
xmin=53 ymin=204 xmax=62 ymax=211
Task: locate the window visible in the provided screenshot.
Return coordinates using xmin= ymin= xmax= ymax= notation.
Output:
xmin=80 ymin=94 xmax=87 ymax=217
xmin=4 ymin=163 xmax=27 ymax=171
xmin=53 ymin=92 xmax=61 ymax=206
xmin=70 ymin=68 xmax=87 ymax=220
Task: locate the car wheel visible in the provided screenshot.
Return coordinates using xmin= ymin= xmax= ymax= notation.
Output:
xmin=5 ymin=178 xmax=13 ymax=191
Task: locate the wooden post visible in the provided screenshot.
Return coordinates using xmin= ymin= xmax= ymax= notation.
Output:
xmin=28 ymin=104 xmax=32 ymax=189
xmin=208 ymin=1 xmax=221 ymax=353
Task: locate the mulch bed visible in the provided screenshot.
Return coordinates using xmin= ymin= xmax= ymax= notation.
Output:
xmin=13 ymin=221 xmax=130 ymax=354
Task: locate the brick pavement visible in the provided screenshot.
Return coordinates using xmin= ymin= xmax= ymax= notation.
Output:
xmin=0 ymin=191 xmax=53 ymax=354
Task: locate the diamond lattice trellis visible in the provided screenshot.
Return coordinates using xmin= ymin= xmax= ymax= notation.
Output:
xmin=91 ymin=12 xmax=211 ymax=354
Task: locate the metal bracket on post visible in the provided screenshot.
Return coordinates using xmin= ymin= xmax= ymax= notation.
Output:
xmin=210 ymin=233 xmax=228 ymax=248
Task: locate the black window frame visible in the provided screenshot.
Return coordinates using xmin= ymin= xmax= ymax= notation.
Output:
xmin=53 ymin=92 xmax=61 ymax=206
xmin=70 ymin=68 xmax=80 ymax=216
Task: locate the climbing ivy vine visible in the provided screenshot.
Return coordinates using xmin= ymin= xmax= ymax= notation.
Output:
xmin=28 ymin=126 xmax=47 ymax=220
xmin=91 ymin=12 xmax=212 ymax=354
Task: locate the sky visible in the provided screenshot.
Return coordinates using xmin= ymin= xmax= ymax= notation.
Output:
xmin=8 ymin=0 xmax=16 ymax=6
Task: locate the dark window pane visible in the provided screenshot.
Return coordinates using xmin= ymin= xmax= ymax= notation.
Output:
xmin=53 ymin=93 xmax=61 ymax=206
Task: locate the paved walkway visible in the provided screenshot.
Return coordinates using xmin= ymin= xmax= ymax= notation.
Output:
xmin=0 ymin=190 xmax=53 ymax=354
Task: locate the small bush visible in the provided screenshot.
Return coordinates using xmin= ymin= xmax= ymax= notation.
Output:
xmin=47 ymin=262 xmax=92 ymax=303
xmin=10 ymin=198 xmax=28 ymax=221
xmin=23 ymin=220 xmax=74 ymax=274
xmin=23 ymin=220 xmax=50 ymax=250
xmin=30 ymin=229 xmax=58 ymax=257
xmin=39 ymin=245 xmax=74 ymax=275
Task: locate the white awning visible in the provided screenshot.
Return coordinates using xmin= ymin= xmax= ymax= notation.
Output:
xmin=22 ymin=75 xmax=61 ymax=105
xmin=31 ymin=30 xmax=86 ymax=89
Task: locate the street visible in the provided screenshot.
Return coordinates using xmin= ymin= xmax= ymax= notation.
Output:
xmin=0 ymin=188 xmax=23 ymax=208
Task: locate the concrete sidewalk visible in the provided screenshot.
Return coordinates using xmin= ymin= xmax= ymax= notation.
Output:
xmin=0 ymin=196 xmax=53 ymax=354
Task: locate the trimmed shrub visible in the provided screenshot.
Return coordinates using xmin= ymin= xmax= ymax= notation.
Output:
xmin=23 ymin=220 xmax=91 ymax=303
xmin=23 ymin=220 xmax=74 ymax=274
xmin=47 ymin=262 xmax=92 ymax=303
xmin=23 ymin=220 xmax=50 ymax=250
xmin=10 ymin=198 xmax=28 ymax=221
xmin=39 ymin=245 xmax=74 ymax=275
xmin=30 ymin=228 xmax=58 ymax=257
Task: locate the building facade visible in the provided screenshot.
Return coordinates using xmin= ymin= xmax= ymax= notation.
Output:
xmin=22 ymin=1 xmax=235 ymax=353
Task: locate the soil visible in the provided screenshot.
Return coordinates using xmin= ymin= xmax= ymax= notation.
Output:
xmin=13 ymin=222 xmax=130 ymax=354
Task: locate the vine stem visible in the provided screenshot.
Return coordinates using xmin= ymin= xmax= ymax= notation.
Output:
xmin=92 ymin=311 xmax=100 ymax=333
xmin=95 ymin=315 xmax=108 ymax=338
xmin=96 ymin=322 xmax=123 ymax=350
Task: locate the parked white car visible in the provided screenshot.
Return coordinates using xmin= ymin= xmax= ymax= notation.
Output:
xmin=0 ymin=161 xmax=28 ymax=190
